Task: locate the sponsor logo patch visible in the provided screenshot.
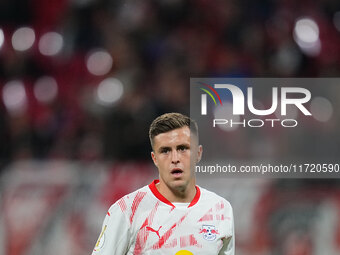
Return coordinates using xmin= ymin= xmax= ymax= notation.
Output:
xmin=94 ymin=225 xmax=107 ymax=251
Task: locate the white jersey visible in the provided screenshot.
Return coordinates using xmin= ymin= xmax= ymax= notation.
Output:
xmin=92 ymin=180 xmax=234 ymax=255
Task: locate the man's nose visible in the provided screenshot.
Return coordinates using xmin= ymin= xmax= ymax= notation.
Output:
xmin=171 ymin=150 xmax=180 ymax=163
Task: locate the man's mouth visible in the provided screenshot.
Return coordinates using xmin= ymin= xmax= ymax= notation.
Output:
xmin=171 ymin=168 xmax=183 ymax=177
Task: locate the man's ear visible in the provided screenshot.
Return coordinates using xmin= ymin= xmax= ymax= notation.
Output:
xmin=197 ymin=145 xmax=203 ymax=163
xmin=151 ymin=151 xmax=158 ymax=167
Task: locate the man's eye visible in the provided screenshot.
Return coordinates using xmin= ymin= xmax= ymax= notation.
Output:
xmin=178 ymin=146 xmax=188 ymax=152
xmin=161 ymin=149 xmax=170 ymax=154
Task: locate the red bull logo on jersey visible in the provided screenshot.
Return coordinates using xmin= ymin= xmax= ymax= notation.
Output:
xmin=175 ymin=250 xmax=194 ymax=255
xmin=199 ymin=225 xmax=219 ymax=241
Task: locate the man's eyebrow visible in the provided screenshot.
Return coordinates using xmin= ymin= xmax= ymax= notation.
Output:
xmin=157 ymin=143 xmax=190 ymax=152
xmin=158 ymin=146 xmax=171 ymax=152
xmin=177 ymin=143 xmax=190 ymax=148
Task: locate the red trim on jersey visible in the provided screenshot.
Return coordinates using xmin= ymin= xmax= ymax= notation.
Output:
xmin=189 ymin=185 xmax=200 ymax=207
xmin=148 ymin=180 xmax=200 ymax=208
xmin=149 ymin=180 xmax=174 ymax=207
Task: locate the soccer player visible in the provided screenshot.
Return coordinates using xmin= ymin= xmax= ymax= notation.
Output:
xmin=92 ymin=113 xmax=235 ymax=255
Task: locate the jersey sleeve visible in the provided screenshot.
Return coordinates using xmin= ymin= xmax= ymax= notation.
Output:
xmin=219 ymin=201 xmax=235 ymax=255
xmin=91 ymin=202 xmax=131 ymax=255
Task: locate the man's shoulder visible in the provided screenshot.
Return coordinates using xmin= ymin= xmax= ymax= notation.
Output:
xmin=198 ymin=186 xmax=232 ymax=208
xmin=107 ymin=184 xmax=155 ymax=215
xmin=113 ymin=184 xmax=150 ymax=207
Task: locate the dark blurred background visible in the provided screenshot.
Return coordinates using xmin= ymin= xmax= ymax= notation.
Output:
xmin=0 ymin=0 xmax=340 ymax=255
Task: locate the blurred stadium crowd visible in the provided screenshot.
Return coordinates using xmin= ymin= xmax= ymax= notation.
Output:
xmin=1 ymin=0 xmax=340 ymax=165
xmin=0 ymin=0 xmax=340 ymax=255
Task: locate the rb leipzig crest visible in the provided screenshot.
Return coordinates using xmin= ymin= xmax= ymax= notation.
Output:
xmin=199 ymin=225 xmax=219 ymax=241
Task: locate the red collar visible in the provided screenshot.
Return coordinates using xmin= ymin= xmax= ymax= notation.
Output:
xmin=148 ymin=179 xmax=200 ymax=208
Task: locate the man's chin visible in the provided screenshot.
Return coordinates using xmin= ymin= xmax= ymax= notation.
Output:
xmin=169 ymin=178 xmax=189 ymax=192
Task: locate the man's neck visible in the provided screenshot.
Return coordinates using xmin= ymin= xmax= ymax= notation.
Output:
xmin=156 ymin=180 xmax=196 ymax=203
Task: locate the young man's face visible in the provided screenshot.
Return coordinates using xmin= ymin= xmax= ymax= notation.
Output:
xmin=151 ymin=126 xmax=202 ymax=192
